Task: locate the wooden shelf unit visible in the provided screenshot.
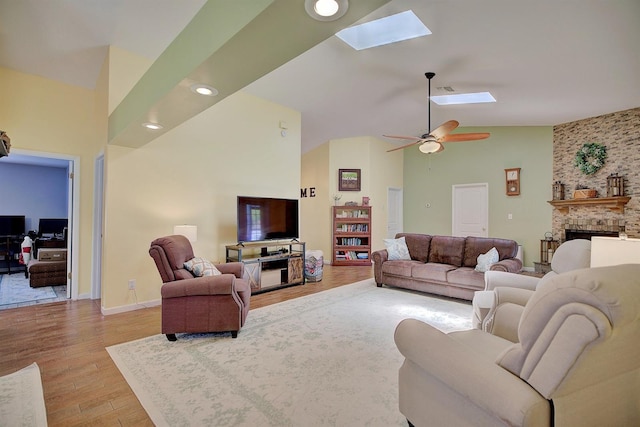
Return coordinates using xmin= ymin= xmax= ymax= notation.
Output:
xmin=225 ymin=240 xmax=305 ymax=294
xmin=548 ymin=196 xmax=631 ymax=214
xmin=332 ymin=205 xmax=372 ymax=266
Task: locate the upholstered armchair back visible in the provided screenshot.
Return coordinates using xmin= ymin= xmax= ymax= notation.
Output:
xmin=497 ymin=265 xmax=640 ymax=405
xmin=549 ymin=238 xmax=591 ymax=275
xmin=149 ymin=235 xmax=196 ymax=283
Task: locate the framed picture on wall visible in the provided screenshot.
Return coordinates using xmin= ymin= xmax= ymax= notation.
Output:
xmin=338 ymin=169 xmax=361 ymax=191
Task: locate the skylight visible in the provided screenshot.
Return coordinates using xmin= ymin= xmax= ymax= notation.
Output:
xmin=430 ymin=92 xmax=496 ymax=105
xmin=336 ymin=10 xmax=431 ymax=51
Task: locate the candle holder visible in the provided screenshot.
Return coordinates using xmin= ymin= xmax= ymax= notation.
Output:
xmin=606 ymin=173 xmax=624 ymax=197
xmin=552 ymin=181 xmax=565 ymax=200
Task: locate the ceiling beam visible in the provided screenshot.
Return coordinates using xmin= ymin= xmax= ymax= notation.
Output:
xmin=108 ymin=0 xmax=391 ymax=148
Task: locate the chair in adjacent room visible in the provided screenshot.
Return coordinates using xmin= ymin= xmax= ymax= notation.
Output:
xmin=149 ymin=235 xmax=250 ymax=341
xmin=395 ymin=264 xmax=640 ymax=427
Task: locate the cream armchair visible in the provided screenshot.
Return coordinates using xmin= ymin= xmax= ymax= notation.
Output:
xmin=395 ymin=264 xmax=640 ymax=427
xmin=472 ymin=239 xmax=591 ymax=342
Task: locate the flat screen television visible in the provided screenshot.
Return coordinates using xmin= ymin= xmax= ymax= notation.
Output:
xmin=237 ymin=196 xmax=299 ymax=243
xmin=38 ymin=218 xmax=68 ymax=237
xmin=0 ymin=215 xmax=25 ymax=236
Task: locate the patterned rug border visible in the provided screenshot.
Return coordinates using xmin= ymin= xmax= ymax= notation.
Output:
xmin=107 ymin=279 xmax=472 ymax=426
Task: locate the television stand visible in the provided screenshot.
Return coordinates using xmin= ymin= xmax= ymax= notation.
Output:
xmin=225 ymin=240 xmax=305 ymax=294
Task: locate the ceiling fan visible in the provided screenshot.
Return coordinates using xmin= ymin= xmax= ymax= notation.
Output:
xmin=385 ymin=72 xmax=490 ymax=153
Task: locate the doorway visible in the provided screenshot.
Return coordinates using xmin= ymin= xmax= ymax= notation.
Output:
xmin=452 ymin=183 xmax=489 ymax=237
xmin=3 ymin=149 xmax=80 ymax=301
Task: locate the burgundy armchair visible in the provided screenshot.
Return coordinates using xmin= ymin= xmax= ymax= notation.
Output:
xmin=149 ymin=235 xmax=250 ymax=341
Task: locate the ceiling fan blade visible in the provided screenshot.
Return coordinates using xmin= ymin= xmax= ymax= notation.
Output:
xmin=386 ymin=139 xmax=423 ymax=152
xmin=441 ymin=132 xmax=490 ymax=142
xmin=429 ymin=120 xmax=459 ymax=141
xmin=383 ymin=134 xmax=425 ymax=142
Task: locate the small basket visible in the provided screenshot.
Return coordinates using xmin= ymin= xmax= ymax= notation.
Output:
xmin=573 ymin=189 xmax=597 ymax=199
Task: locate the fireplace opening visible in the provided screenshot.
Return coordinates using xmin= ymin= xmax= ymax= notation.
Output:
xmin=565 ymin=229 xmax=619 ymax=240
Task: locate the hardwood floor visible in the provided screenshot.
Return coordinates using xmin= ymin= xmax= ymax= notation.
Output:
xmin=0 ymin=265 xmax=373 ymax=426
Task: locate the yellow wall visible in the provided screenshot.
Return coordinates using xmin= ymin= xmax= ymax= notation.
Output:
xmin=301 ymin=136 xmax=402 ymax=259
xmin=101 ymin=91 xmax=301 ymax=310
xmin=107 ymin=46 xmax=154 ymax=115
xmin=300 ymin=142 xmax=330 ymax=255
xmin=0 ymin=66 xmax=103 ymax=297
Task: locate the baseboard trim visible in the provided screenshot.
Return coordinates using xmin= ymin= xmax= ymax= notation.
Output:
xmin=101 ymin=299 xmax=161 ymax=316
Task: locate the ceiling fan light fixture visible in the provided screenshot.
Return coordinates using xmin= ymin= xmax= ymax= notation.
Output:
xmin=418 ymin=140 xmax=440 ymax=154
xmin=305 ymin=0 xmax=348 ymax=21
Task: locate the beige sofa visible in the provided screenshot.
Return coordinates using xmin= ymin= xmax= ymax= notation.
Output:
xmin=372 ymin=233 xmax=522 ymax=301
xmin=395 ymin=264 xmax=640 ymax=427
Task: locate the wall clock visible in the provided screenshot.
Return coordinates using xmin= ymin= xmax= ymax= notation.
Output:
xmin=505 ymin=168 xmax=521 ymax=196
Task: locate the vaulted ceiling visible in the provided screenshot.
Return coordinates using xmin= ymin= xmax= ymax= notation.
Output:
xmin=1 ymin=0 xmax=639 ymax=155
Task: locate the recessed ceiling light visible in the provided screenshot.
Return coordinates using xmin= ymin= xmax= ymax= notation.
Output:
xmin=430 ymin=92 xmax=496 ymax=105
xmin=305 ymin=0 xmax=348 ymax=22
xmin=190 ymin=84 xmax=218 ymax=96
xmin=336 ymin=10 xmax=430 ymax=51
xmin=315 ymin=0 xmax=339 ymax=16
xmin=142 ymin=122 xmax=163 ymax=130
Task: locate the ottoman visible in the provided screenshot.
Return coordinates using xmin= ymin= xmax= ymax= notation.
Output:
xmin=27 ymin=260 xmax=67 ymax=288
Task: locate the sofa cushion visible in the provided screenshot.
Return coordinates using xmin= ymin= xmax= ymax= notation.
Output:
xmin=428 ymin=236 xmax=466 ymax=266
xmin=412 ymin=263 xmax=457 ymax=283
xmin=447 ymin=267 xmax=486 ymax=290
xmin=463 ymin=237 xmax=518 ymax=268
xmin=396 ymin=233 xmax=432 ymax=263
xmin=384 ymin=236 xmax=411 ymax=260
xmin=382 ymin=260 xmax=422 ymax=277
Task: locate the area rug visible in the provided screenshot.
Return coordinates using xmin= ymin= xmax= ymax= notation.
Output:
xmin=107 ymin=279 xmax=472 ymax=426
xmin=0 ymin=273 xmax=56 ymax=307
xmin=0 ymin=362 xmax=48 ymax=426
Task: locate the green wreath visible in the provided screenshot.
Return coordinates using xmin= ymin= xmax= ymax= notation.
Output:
xmin=574 ymin=143 xmax=607 ymax=175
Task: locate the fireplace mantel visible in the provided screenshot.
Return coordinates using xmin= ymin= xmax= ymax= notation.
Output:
xmin=548 ymin=196 xmax=631 ymax=214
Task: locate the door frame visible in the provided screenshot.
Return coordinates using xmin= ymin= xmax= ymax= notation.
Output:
xmin=12 ymin=148 xmax=81 ymax=300
xmin=91 ymin=153 xmax=104 ymax=300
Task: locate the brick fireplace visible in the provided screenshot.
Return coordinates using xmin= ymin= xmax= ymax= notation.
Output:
xmin=551 ymin=108 xmax=639 ymax=243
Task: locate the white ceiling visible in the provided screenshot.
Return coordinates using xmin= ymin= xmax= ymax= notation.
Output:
xmin=1 ymin=0 xmax=639 ymax=159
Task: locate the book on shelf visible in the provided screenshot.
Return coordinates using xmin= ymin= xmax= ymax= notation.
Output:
xmin=335 ymin=250 xmax=369 ymax=260
xmin=335 ymin=209 xmax=369 ymax=219
xmin=336 ymin=224 xmax=369 ymax=232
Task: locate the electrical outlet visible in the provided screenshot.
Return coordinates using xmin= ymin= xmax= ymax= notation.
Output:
xmin=128 ymin=279 xmax=136 ymax=290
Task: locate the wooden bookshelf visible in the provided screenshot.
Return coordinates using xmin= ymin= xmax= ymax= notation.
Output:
xmin=332 ymin=205 xmax=372 ymax=266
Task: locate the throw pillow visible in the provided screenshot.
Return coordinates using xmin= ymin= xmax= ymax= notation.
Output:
xmin=184 ymin=257 xmax=222 ymax=277
xmin=384 ymin=236 xmax=412 ymax=261
xmin=475 ymin=247 xmax=499 ymax=272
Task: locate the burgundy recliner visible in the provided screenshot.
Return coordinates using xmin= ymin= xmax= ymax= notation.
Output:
xmin=149 ymin=235 xmax=250 ymax=341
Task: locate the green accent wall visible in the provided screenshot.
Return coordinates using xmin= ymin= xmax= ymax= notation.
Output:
xmin=403 ymin=126 xmax=553 ymax=267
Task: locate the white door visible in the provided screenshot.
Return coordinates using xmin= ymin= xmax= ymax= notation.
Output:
xmin=452 ymin=183 xmax=488 ymax=237
xmin=387 ymin=187 xmax=403 ymax=238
